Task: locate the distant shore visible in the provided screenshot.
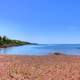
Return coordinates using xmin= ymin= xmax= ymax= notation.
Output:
xmin=0 ymin=43 xmax=30 ymax=48
xmin=0 ymin=43 xmax=37 ymax=48
xmin=0 ymin=36 xmax=33 ymax=48
xmin=0 ymin=54 xmax=80 ymax=79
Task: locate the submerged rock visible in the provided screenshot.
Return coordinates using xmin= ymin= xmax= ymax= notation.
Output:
xmin=49 ymin=52 xmax=65 ymax=56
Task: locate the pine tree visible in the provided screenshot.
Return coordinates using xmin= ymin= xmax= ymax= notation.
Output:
xmin=0 ymin=36 xmax=2 ymax=45
xmin=3 ymin=36 xmax=7 ymax=42
xmin=0 ymin=36 xmax=2 ymax=41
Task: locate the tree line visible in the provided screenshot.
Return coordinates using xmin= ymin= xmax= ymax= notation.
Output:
xmin=0 ymin=36 xmax=12 ymax=45
xmin=0 ymin=36 xmax=31 ymax=47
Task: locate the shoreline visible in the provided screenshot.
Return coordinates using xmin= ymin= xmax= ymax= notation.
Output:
xmin=0 ymin=43 xmax=36 ymax=48
xmin=0 ymin=44 xmax=32 ymax=48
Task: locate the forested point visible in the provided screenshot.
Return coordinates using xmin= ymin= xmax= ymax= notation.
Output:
xmin=0 ymin=36 xmax=31 ymax=48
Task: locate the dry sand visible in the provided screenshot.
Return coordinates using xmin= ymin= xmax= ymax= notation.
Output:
xmin=0 ymin=54 xmax=80 ymax=80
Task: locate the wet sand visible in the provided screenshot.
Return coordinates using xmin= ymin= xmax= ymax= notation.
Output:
xmin=0 ymin=54 xmax=80 ymax=80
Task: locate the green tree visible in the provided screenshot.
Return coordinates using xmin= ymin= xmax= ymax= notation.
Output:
xmin=3 ymin=36 xmax=7 ymax=41
xmin=0 ymin=36 xmax=2 ymax=41
xmin=0 ymin=36 xmax=2 ymax=45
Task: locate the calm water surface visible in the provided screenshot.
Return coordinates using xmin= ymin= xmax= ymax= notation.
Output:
xmin=0 ymin=44 xmax=80 ymax=55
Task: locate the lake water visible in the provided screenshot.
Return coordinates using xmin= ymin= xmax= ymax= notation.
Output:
xmin=0 ymin=44 xmax=80 ymax=55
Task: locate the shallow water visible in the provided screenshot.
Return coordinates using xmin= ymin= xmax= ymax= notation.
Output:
xmin=0 ymin=44 xmax=80 ymax=55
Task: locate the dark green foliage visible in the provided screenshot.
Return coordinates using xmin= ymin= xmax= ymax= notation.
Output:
xmin=0 ymin=36 xmax=2 ymax=41
xmin=3 ymin=36 xmax=7 ymax=41
xmin=0 ymin=36 xmax=31 ymax=47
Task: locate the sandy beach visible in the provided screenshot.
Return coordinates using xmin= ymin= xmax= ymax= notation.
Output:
xmin=0 ymin=54 xmax=80 ymax=80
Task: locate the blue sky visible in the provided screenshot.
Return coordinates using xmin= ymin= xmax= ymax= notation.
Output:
xmin=0 ymin=0 xmax=80 ymax=44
